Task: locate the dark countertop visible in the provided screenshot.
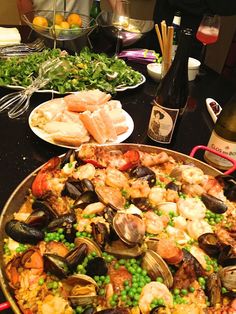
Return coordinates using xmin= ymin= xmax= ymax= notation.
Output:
xmin=0 ymin=26 xmax=235 ymax=313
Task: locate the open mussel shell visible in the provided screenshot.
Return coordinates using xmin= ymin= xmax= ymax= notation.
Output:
xmin=130 ymin=166 xmax=156 ymax=187
xmin=218 ymin=245 xmax=236 ymax=267
xmin=62 ymin=274 xmax=98 ymax=306
xmin=5 ymin=219 xmax=44 ymax=244
xmin=95 ymin=308 xmax=130 ymax=314
xmin=215 ymin=175 xmax=236 ymax=202
xmin=113 ymin=212 xmax=145 ymax=246
xmin=206 ymin=272 xmax=221 ymax=306
xmin=201 ymin=193 xmax=228 ymax=214
xmin=32 ymin=200 xmax=58 ymax=219
xmin=73 ymin=191 xmax=99 ymax=209
xmin=219 ymin=266 xmax=236 ymax=291
xmin=198 ymin=233 xmax=221 ymax=257
xmin=165 ymin=181 xmax=181 ymax=192
xmin=141 ymin=249 xmax=173 ymax=288
xmin=80 ymin=179 xmax=95 ymax=192
xmin=25 ymin=210 xmax=50 ymax=229
xmin=74 ymin=237 xmax=102 ymax=257
xmin=91 ymin=222 xmax=109 ymax=248
xmin=131 ymin=197 xmax=152 ymax=211
xmin=66 ymin=243 xmax=88 ymax=271
xmin=105 ymin=239 xmax=144 ymax=258
xmin=95 ymin=186 xmax=126 ymax=211
xmin=60 ymin=149 xmax=76 ymax=168
xmin=44 ymin=254 xmax=70 ymax=279
xmin=61 ymin=181 xmax=82 ymax=200
xmin=86 ymin=257 xmax=108 ymax=277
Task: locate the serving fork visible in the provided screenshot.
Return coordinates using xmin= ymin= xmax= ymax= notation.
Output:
xmin=0 ymin=58 xmax=71 ymax=119
xmin=0 ymin=38 xmax=45 ymax=57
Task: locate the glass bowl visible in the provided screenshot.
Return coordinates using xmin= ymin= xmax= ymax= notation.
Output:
xmin=96 ymin=11 xmax=154 ymax=47
xmin=22 ymin=10 xmax=97 ymax=41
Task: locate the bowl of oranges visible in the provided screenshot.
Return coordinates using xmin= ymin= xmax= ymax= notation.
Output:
xmin=22 ymin=10 xmax=96 ymax=41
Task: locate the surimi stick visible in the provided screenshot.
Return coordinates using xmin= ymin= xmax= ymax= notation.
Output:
xmin=155 ymin=24 xmax=164 ymax=56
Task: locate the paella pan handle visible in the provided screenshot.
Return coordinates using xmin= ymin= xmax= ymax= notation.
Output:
xmin=190 ymin=145 xmax=236 ymax=175
xmin=0 ymin=301 xmax=10 ymax=311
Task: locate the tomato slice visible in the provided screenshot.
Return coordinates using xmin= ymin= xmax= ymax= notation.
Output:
xmin=119 ymin=150 xmax=140 ymax=171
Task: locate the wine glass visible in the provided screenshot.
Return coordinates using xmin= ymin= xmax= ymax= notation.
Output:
xmin=196 ymin=15 xmax=220 ymax=70
xmin=112 ymin=0 xmax=130 ymax=56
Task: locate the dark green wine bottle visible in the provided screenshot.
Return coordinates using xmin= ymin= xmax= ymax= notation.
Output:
xmin=90 ymin=0 xmax=101 ymax=20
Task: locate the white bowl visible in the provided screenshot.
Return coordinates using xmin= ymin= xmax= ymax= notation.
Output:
xmin=188 ymin=57 xmax=201 ymax=81
xmin=147 ymin=62 xmax=162 ymax=82
xmin=147 ymin=57 xmax=201 ymax=82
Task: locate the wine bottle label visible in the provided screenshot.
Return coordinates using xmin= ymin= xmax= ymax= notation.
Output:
xmin=204 ymin=131 xmax=236 ymax=170
xmin=147 ymin=104 xmax=179 ymax=144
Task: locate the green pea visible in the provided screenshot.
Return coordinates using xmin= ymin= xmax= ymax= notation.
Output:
xmin=173 ymin=288 xmax=180 ymax=295
xmin=221 ymin=287 xmax=227 ymax=294
xmin=189 ymin=286 xmax=195 ymax=293
xmin=181 ymin=289 xmax=188 ymax=296
xmin=38 ymin=278 xmax=44 ymax=285
xmin=121 ymin=295 xmax=127 ymax=301
xmin=198 ymin=277 xmax=206 ymax=285
xmin=156 ymin=276 xmax=164 ymax=283
xmin=52 ymin=281 xmax=58 ymax=289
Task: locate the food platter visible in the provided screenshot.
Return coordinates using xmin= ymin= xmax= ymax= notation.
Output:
xmin=1 ymin=144 xmax=235 ymax=314
xmin=29 ymin=105 xmax=134 ymax=148
xmin=5 ymin=74 xmax=146 ymax=94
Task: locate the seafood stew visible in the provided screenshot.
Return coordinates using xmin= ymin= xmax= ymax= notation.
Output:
xmin=1 ymin=144 xmax=236 ymax=314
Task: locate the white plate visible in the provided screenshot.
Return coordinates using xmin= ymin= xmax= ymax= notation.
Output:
xmin=206 ymin=97 xmax=222 ymax=123
xmin=29 ymin=103 xmax=134 ymax=149
xmin=6 ymin=74 xmax=146 ymax=94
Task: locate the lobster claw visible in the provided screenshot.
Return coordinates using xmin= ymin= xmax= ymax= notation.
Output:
xmin=32 ymin=156 xmax=60 ymax=198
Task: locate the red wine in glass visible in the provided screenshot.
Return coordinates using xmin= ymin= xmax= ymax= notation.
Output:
xmin=196 ymin=25 xmax=219 ymax=45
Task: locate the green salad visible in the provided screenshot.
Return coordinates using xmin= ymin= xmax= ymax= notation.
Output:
xmin=0 ymin=48 xmax=143 ymax=93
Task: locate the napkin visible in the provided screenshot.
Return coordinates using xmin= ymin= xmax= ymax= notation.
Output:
xmin=0 ymin=27 xmax=21 ymax=46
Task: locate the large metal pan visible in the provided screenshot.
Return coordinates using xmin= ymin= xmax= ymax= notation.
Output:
xmin=0 ymin=143 xmax=233 ymax=313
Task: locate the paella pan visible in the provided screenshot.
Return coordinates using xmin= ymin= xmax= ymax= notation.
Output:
xmin=0 ymin=144 xmax=235 ymax=314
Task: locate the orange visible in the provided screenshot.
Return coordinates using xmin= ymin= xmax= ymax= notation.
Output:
xmin=60 ymin=21 xmax=70 ymax=29
xmin=54 ymin=13 xmax=64 ymax=25
xmin=67 ymin=13 xmax=82 ymax=27
xmin=32 ymin=16 xmax=48 ymax=28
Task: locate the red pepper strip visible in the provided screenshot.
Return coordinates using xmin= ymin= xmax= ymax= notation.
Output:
xmin=0 ymin=302 xmax=10 ymax=311
xmin=119 ymin=150 xmax=140 ymax=171
xmin=84 ymin=159 xmax=105 ymax=169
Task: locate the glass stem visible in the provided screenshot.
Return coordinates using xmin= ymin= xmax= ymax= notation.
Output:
xmin=200 ymin=44 xmax=207 ymax=66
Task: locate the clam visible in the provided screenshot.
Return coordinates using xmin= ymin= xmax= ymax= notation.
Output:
xmin=206 ymin=273 xmax=221 ymax=306
xmin=201 ymin=193 xmax=228 ymax=214
xmin=44 ymin=254 xmax=70 ymax=279
xmin=95 ymin=186 xmax=126 ymax=211
xmin=198 ymin=233 xmax=221 ymax=257
xmin=113 ymin=213 xmax=145 ymax=246
xmin=5 ymin=219 xmax=44 ymax=244
xmin=219 ymin=266 xmax=236 ymax=291
xmin=66 ymin=243 xmax=88 ymax=271
xmin=86 ymin=257 xmax=108 ymax=277
xmin=130 ymin=166 xmax=156 ymax=187
xmin=105 ymin=239 xmax=144 ymax=258
xmin=141 ymin=249 xmax=173 ymax=288
xmin=74 ymin=237 xmax=102 ymax=257
xmin=62 ymin=274 xmax=98 ymax=306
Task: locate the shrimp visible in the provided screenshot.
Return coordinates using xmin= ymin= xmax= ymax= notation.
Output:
xmin=173 ymin=216 xmax=187 ymax=231
xmin=143 ymin=211 xmax=164 ymax=234
xmin=73 ymin=163 xmax=96 ymax=180
xmin=105 ymin=167 xmax=129 ymax=189
xmin=166 ymin=226 xmax=191 ymax=245
xmin=172 ymin=165 xmax=206 ymax=185
xmin=128 ymin=179 xmax=151 ymax=198
xmin=187 ymin=220 xmax=212 ymax=240
xmin=41 ymin=295 xmax=73 ymax=314
xmin=82 ymin=202 xmax=106 ymax=215
xmin=148 ymin=186 xmax=166 ymax=205
xmin=140 ymin=151 xmax=170 ymax=167
xmin=138 ymin=282 xmax=173 ymax=314
xmin=203 ymin=176 xmax=226 ymax=200
xmin=177 ymin=197 xmax=206 ymax=220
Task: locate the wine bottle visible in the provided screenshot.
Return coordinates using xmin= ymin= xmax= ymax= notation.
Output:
xmin=90 ymin=0 xmax=101 ymax=20
xmin=147 ymin=28 xmax=192 ymax=144
xmin=172 ymin=11 xmax=181 ymax=59
xmin=204 ymin=94 xmax=236 ymax=170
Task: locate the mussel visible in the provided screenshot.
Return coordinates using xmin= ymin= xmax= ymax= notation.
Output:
xmin=216 ymin=175 xmax=236 ymax=202
xmin=206 ymin=273 xmax=221 ymax=306
xmin=165 ymin=181 xmax=181 ymax=192
xmin=61 ymin=181 xmax=82 ymax=200
xmin=5 ymin=220 xmax=44 ymax=244
xmin=113 ymin=213 xmax=145 ymax=246
xmin=218 ymin=245 xmax=236 ymax=267
xmin=60 ymin=149 xmax=76 ymax=168
xmin=201 ymin=193 xmax=228 ymax=214
xmin=25 ymin=210 xmax=50 ymax=229
xmin=219 ymin=266 xmax=236 ymax=291
xmin=95 ymin=309 xmax=129 ymax=314
xmin=32 ymin=200 xmax=58 ymax=219
xmin=44 ymin=254 xmax=70 ymax=279
xmin=73 ymin=191 xmax=99 ymax=209
xmin=91 ymin=222 xmax=109 ymax=249
xmin=86 ymin=257 xmax=108 ymax=277
xmin=79 ymin=179 xmax=95 ymax=193
xmin=141 ymin=250 xmax=173 ymax=288
xmin=47 ymin=213 xmax=76 ymax=242
xmin=130 ymin=166 xmax=156 ymax=187
xmin=66 ymin=243 xmax=88 ymax=271
xmin=198 ymin=233 xmax=221 ymax=257
xmin=131 ymin=197 xmax=152 ymax=211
